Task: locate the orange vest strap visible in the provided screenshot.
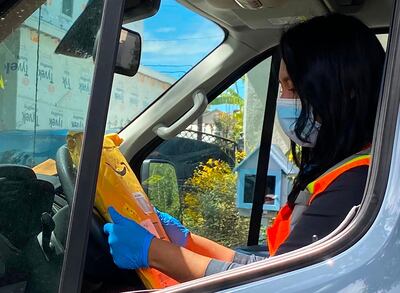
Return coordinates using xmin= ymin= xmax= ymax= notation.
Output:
xmin=308 ymin=156 xmax=370 ymax=205
xmin=267 ymin=204 xmax=293 ymax=256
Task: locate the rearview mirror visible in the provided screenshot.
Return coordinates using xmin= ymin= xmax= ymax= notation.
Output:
xmin=124 ymin=0 xmax=160 ymax=23
xmin=55 ymin=0 xmax=158 ymax=61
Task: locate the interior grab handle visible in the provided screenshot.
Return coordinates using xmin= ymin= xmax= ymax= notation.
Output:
xmin=153 ymin=90 xmax=208 ymax=139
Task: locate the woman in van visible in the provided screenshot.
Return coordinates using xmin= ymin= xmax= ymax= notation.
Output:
xmin=104 ymin=13 xmax=385 ymax=282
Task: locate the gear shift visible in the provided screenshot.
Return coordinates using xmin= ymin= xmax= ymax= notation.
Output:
xmin=41 ymin=212 xmax=55 ymax=256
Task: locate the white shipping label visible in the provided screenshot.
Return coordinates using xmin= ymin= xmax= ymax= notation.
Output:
xmin=133 ymin=192 xmax=153 ymax=214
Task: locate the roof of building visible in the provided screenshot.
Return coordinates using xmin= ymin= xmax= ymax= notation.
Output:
xmin=234 ymin=144 xmax=298 ymax=175
xmin=139 ymin=66 xmax=177 ymax=85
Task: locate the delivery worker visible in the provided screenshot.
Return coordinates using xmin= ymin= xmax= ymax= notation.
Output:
xmin=104 ymin=13 xmax=385 ymax=282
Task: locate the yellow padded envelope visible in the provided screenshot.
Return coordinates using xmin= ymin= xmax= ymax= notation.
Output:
xmin=67 ymin=132 xmax=178 ymax=289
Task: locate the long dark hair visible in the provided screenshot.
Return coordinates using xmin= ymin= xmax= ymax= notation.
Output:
xmin=280 ymin=14 xmax=385 ymax=203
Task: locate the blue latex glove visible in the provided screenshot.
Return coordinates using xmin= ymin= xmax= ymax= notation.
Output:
xmin=155 ymin=208 xmax=190 ymax=247
xmin=104 ymin=207 xmax=155 ymax=269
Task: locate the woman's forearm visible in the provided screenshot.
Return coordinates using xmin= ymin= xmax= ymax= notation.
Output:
xmin=148 ymin=237 xmax=263 ymax=282
xmin=148 ymin=238 xmax=212 ymax=282
xmin=185 ymin=234 xmax=235 ymax=262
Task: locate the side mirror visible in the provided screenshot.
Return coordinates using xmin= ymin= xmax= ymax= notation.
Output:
xmin=93 ymin=27 xmax=141 ymax=77
xmin=140 ymin=159 xmax=180 ymax=213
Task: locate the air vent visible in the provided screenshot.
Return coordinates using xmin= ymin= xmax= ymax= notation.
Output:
xmin=234 ymin=0 xmax=263 ymax=10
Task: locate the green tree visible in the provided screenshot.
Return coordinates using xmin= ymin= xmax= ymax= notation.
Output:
xmin=145 ymin=163 xmax=181 ymax=218
xmin=211 ymin=86 xmax=244 ymax=142
xmin=214 ymin=111 xmax=243 ymax=142
xmin=211 ymin=88 xmax=244 ymax=108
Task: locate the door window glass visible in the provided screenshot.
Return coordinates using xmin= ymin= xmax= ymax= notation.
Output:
xmin=0 ymin=1 xmax=103 ymax=292
xmin=142 ymin=56 xmax=295 ymax=248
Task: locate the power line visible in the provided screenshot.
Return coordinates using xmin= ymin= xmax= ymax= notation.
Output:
xmin=144 ymin=35 xmax=222 ymax=42
xmin=144 ymin=64 xmax=193 ymax=67
xmin=159 ymin=70 xmax=187 ymax=74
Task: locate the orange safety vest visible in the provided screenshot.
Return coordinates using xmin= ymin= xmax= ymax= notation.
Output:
xmin=267 ymin=151 xmax=371 ymax=256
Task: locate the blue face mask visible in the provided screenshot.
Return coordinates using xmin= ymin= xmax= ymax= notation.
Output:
xmin=276 ymin=98 xmax=321 ymax=147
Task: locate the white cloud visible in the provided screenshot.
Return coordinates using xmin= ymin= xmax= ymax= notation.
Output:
xmin=142 ymin=24 xmax=223 ymax=59
xmin=155 ymin=27 xmax=177 ymax=33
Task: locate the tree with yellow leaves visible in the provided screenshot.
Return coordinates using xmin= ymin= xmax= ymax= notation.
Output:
xmin=182 ymin=158 xmax=249 ymax=248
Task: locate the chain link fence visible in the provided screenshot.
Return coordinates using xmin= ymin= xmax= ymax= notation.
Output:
xmin=178 ymin=129 xmax=238 ymax=160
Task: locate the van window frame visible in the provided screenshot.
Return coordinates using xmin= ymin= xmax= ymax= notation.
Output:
xmin=130 ymin=47 xmax=279 ymax=246
xmin=246 ymin=48 xmax=280 ymax=246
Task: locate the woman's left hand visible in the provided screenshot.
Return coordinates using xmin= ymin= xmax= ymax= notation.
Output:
xmin=155 ymin=208 xmax=190 ymax=247
xmin=104 ymin=207 xmax=155 ymax=270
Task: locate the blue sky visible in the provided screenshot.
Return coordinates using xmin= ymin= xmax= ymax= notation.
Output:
xmin=139 ymin=0 xmax=224 ymax=80
xmin=126 ymin=0 xmax=244 ymax=113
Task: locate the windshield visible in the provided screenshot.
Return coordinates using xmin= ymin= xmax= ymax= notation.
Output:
xmin=107 ymin=1 xmax=224 ymax=131
xmin=0 ymin=0 xmax=107 ymax=291
xmin=0 ymin=0 xmax=224 ymax=167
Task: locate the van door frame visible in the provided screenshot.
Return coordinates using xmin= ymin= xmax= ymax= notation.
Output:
xmin=58 ymin=0 xmax=126 ymax=292
xmin=159 ymin=0 xmax=400 ymax=290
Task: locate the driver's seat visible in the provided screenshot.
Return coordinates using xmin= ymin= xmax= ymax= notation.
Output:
xmin=0 ymin=164 xmax=56 ymax=292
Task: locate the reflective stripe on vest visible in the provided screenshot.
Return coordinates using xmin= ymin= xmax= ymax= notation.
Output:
xmin=267 ymin=153 xmax=370 ymax=257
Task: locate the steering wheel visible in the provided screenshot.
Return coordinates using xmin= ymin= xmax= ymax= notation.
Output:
xmin=55 ymin=145 xmax=144 ymax=287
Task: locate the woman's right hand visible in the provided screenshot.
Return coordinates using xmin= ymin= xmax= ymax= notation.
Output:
xmin=104 ymin=207 xmax=154 ymax=270
xmin=155 ymin=208 xmax=190 ymax=247
xmin=104 ymin=207 xmax=211 ymax=282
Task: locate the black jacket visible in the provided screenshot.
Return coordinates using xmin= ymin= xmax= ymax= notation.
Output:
xmin=205 ymin=166 xmax=368 ymax=276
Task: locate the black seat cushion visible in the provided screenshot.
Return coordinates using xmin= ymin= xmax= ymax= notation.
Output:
xmin=0 ymin=165 xmax=54 ymax=249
